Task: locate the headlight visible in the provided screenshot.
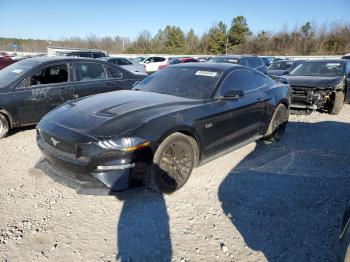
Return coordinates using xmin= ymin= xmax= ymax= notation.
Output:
xmin=97 ymin=137 xmax=150 ymax=151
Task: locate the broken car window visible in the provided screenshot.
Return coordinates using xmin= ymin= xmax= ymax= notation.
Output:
xmin=30 ymin=64 xmax=69 ymax=86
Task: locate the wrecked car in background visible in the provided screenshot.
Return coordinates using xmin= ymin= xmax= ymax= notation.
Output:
xmin=35 ymin=63 xmax=289 ymax=195
xmin=0 ymin=56 xmax=146 ymax=139
xmin=279 ymin=59 xmax=350 ymax=115
xmin=267 ymin=59 xmax=305 ymax=79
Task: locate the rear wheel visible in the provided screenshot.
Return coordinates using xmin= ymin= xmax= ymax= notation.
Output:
xmin=146 ymin=133 xmax=197 ymax=194
xmin=263 ymin=104 xmax=288 ymax=143
xmin=0 ymin=113 xmax=9 ymax=139
xmin=329 ymin=91 xmax=344 ymax=115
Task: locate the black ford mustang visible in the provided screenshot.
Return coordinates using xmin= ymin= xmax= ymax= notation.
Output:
xmin=0 ymin=56 xmax=145 ymax=138
xmin=35 ymin=63 xmax=290 ymax=194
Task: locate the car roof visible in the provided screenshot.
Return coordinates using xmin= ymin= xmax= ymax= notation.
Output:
xmin=274 ymin=59 xmax=305 ymax=63
xmin=99 ymin=56 xmax=131 ymax=60
xmin=304 ymin=59 xmax=347 ymax=63
xmin=170 ymin=62 xmax=242 ymax=72
xmin=20 ymin=56 xmax=104 ymax=63
xmin=213 ymin=55 xmax=258 ymax=59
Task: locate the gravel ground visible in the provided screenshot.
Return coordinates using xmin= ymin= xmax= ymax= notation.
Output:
xmin=1 ymin=105 xmax=350 ymax=262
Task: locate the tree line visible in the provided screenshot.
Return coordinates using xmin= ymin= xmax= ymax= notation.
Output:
xmin=1 ymin=16 xmax=349 ymax=55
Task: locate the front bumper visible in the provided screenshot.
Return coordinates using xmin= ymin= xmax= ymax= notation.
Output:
xmin=290 ymin=86 xmax=333 ymax=110
xmin=35 ymin=158 xmax=125 ymax=195
xmin=35 ymin=122 xmax=152 ymax=194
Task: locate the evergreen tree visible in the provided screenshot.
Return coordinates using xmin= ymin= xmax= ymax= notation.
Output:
xmin=207 ymin=21 xmax=228 ymax=54
xmin=228 ymin=16 xmax=251 ymax=46
xmin=164 ymin=26 xmax=185 ymax=54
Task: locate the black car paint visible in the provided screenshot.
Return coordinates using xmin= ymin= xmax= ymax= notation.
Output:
xmin=36 ymin=63 xmax=289 ymax=194
xmin=0 ymin=57 xmax=145 ymax=129
xmin=281 ymin=60 xmax=350 ymax=110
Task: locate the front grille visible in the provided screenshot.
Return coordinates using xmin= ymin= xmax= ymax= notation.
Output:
xmin=291 ymin=89 xmax=309 ymax=104
xmin=40 ymin=130 xmax=77 ymax=155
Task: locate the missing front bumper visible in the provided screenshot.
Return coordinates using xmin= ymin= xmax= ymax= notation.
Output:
xmin=291 ymin=88 xmax=332 ymax=110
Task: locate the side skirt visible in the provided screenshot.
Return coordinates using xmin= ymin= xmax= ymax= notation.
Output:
xmin=198 ymin=135 xmax=263 ymax=166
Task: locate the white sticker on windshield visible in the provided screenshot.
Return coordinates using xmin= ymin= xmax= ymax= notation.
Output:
xmin=195 ymin=71 xmax=218 ymax=77
xmin=228 ymin=59 xmax=238 ymax=63
xmin=326 ymin=63 xmax=341 ymax=67
xmin=11 ymin=69 xmax=23 ymax=74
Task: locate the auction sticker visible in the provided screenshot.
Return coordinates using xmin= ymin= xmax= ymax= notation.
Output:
xmin=195 ymin=71 xmax=218 ymax=77
xmin=11 ymin=69 xmax=23 ymax=74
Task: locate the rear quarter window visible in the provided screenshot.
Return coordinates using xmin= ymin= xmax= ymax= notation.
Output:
xmin=106 ymin=66 xmax=124 ymax=79
xmin=116 ymin=58 xmax=132 ymax=66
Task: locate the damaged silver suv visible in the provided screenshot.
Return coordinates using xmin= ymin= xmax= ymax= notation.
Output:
xmin=280 ymin=59 xmax=350 ymax=115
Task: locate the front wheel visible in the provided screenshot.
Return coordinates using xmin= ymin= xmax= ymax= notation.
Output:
xmin=329 ymin=91 xmax=344 ymax=115
xmin=263 ymin=104 xmax=288 ymax=143
xmin=146 ymin=133 xmax=197 ymax=194
xmin=0 ymin=113 xmax=9 ymax=139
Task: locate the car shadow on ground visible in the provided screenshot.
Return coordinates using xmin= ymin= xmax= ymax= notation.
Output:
xmin=219 ymin=121 xmax=350 ymax=261
xmin=7 ymin=125 xmax=35 ymax=137
xmin=114 ymin=188 xmax=172 ymax=262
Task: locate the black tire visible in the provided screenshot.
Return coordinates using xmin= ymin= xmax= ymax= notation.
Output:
xmin=263 ymin=104 xmax=288 ymax=143
xmin=329 ymin=91 xmax=345 ymax=115
xmin=0 ymin=113 xmax=9 ymax=139
xmin=146 ymin=133 xmax=197 ymax=194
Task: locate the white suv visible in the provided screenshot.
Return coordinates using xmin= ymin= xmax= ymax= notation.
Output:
xmin=139 ymin=56 xmax=168 ymax=73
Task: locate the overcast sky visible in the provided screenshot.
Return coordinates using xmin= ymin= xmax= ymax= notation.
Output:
xmin=1 ymin=0 xmax=349 ymax=40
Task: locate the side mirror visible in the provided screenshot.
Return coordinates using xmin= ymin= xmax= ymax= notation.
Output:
xmin=145 ymin=61 xmax=150 ymax=64
xmin=221 ymin=89 xmax=244 ymax=100
xmin=276 ymin=77 xmax=288 ymax=84
xmin=282 ymin=71 xmax=289 ymax=75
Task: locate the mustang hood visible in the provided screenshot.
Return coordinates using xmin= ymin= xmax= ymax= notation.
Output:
xmin=283 ymin=75 xmax=342 ymax=89
xmin=41 ymin=90 xmax=200 ymax=138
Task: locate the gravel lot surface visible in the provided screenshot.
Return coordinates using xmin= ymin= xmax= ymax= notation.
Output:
xmin=1 ymin=105 xmax=350 ymax=262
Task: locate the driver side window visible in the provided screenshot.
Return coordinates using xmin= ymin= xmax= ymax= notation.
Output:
xmin=219 ymin=69 xmax=255 ymax=96
xmin=28 ymin=64 xmax=69 ymax=87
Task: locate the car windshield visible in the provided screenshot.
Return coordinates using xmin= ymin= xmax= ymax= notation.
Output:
xmin=133 ymin=67 xmax=222 ymax=99
xmin=269 ymin=61 xmax=294 ymax=70
xmin=209 ymin=57 xmax=238 ymax=64
xmin=0 ymin=60 xmax=38 ymax=88
xmin=289 ymin=61 xmax=345 ymax=77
